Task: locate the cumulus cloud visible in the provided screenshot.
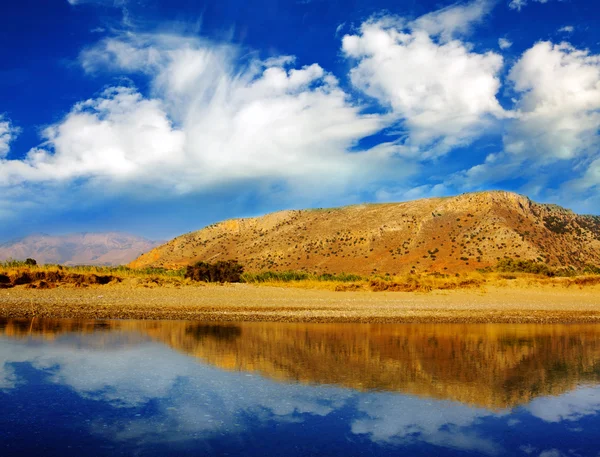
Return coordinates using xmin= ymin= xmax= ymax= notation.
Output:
xmin=450 ymin=40 xmax=600 ymax=194
xmin=3 ymin=0 xmax=599 ymax=226
xmin=1 ymin=87 xmax=185 ymax=188
xmin=0 ymin=115 xmax=19 ymax=158
xmin=506 ymin=41 xmax=600 ymax=163
xmin=342 ymin=0 xmax=505 ymax=158
xmin=1 ymin=33 xmax=404 ymax=202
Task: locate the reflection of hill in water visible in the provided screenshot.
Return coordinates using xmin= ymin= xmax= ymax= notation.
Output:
xmin=2 ymin=318 xmax=600 ymax=408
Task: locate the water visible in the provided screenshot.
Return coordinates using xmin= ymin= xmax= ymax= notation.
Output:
xmin=1 ymin=319 xmax=600 ymax=456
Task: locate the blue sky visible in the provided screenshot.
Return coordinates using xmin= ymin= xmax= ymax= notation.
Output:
xmin=0 ymin=0 xmax=599 ymax=241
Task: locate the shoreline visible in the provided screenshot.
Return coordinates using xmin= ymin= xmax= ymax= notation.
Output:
xmin=1 ymin=283 xmax=600 ymax=323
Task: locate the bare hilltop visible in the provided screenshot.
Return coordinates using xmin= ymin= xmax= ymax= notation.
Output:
xmin=131 ymin=191 xmax=600 ymax=275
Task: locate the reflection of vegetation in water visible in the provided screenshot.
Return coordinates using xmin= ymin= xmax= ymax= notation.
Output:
xmin=185 ymin=324 xmax=242 ymax=342
xmin=0 ymin=317 xmax=111 ymax=337
xmin=2 ymin=318 xmax=600 ymax=409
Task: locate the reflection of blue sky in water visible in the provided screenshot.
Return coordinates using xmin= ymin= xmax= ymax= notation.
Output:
xmin=1 ymin=334 xmax=600 ymax=457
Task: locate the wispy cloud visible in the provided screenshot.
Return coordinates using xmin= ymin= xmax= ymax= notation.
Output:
xmin=0 ymin=115 xmax=19 ymax=158
xmin=508 ymin=0 xmax=552 ymax=11
xmin=558 ymin=25 xmax=574 ymax=33
xmin=498 ymin=37 xmax=512 ymax=49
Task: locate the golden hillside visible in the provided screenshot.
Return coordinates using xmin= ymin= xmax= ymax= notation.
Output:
xmin=2 ymin=318 xmax=600 ymax=409
xmin=130 ymin=191 xmax=600 ymax=275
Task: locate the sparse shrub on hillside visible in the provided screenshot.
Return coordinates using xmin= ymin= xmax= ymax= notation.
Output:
xmin=25 ymin=258 xmax=37 ymax=266
xmin=583 ymin=265 xmax=600 ymax=275
xmin=185 ymin=260 xmax=244 ymax=283
xmin=543 ymin=216 xmax=569 ymax=234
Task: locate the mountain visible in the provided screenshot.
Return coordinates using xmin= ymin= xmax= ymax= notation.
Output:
xmin=0 ymin=232 xmax=161 ymax=266
xmin=130 ymin=191 xmax=600 ymax=274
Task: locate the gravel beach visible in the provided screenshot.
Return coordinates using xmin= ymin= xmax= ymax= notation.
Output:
xmin=1 ymin=283 xmax=600 ymax=323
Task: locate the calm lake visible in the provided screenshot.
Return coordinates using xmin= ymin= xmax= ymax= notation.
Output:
xmin=1 ymin=319 xmax=599 ymax=456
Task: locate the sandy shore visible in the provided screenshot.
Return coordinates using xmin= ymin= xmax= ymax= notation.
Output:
xmin=1 ymin=283 xmax=600 ymax=323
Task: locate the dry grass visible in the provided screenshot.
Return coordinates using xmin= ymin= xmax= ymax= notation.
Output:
xmin=1 ymin=261 xmax=600 ymax=293
xmin=0 ymin=262 xmax=191 ymax=289
xmin=242 ymin=271 xmax=600 ymax=292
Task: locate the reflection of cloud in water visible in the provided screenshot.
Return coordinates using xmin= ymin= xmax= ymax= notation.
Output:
xmin=526 ymin=386 xmax=600 ymax=423
xmin=0 ymin=336 xmax=352 ymax=436
xmin=95 ymin=368 xmax=352 ymax=447
xmin=352 ymin=393 xmax=502 ymax=455
xmin=0 ymin=362 xmax=17 ymax=390
xmin=1 ymin=333 xmax=599 ymax=454
xmin=538 ymin=450 xmax=567 ymax=457
xmin=0 ymin=338 xmax=182 ymax=405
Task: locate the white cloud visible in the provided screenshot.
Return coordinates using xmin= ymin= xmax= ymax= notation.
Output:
xmin=0 ymin=33 xmax=408 ymax=202
xmin=0 ymin=115 xmax=19 ymax=158
xmin=506 ymin=41 xmax=600 ymax=162
xmin=412 ymin=0 xmax=494 ymax=41
xmin=509 ymin=0 xmax=551 ymax=11
xmin=508 ymin=0 xmax=527 ymax=10
xmin=558 ymin=26 xmax=574 ymax=33
xmin=342 ymin=0 xmax=505 ymax=158
xmin=451 ymin=40 xmax=600 ymax=193
xmin=10 ymin=87 xmax=184 ymax=186
xmin=499 ymin=38 xmax=512 ymax=49
xmin=567 ymin=157 xmax=600 ymax=192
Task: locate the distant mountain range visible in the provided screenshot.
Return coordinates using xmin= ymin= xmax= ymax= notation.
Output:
xmin=0 ymin=232 xmax=161 ymax=266
xmin=130 ymin=191 xmax=600 ymax=274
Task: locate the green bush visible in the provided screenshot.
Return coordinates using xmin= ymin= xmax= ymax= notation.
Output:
xmin=185 ymin=260 xmax=244 ymax=283
xmin=241 ymin=270 xmax=364 ymax=283
xmin=241 ymin=271 xmax=310 ymax=282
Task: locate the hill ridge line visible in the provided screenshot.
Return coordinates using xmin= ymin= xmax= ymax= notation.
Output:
xmin=130 ymin=191 xmax=600 ymax=274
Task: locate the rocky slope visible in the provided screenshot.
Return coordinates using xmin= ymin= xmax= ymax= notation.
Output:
xmin=0 ymin=232 xmax=161 ymax=266
xmin=130 ymin=191 xmax=600 ymax=274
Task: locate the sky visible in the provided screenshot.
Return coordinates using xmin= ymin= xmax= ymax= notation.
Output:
xmin=0 ymin=0 xmax=599 ymax=242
